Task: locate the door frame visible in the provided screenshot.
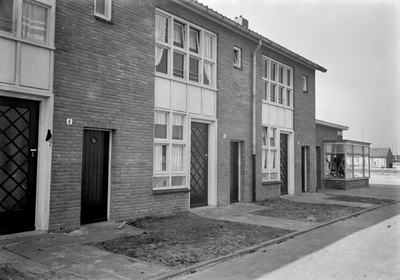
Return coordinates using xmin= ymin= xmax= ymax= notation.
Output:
xmin=230 ymin=141 xmax=241 ymax=203
xmin=0 ymin=91 xmax=53 ymax=231
xmin=189 ymin=117 xmax=217 ymax=207
xmin=81 ymin=128 xmax=112 ymax=222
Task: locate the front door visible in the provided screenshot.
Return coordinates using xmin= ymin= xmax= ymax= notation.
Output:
xmin=280 ymin=134 xmax=288 ymax=195
xmin=81 ymin=130 xmax=109 ymax=224
xmin=190 ymin=122 xmax=208 ymax=207
xmin=230 ymin=141 xmax=239 ymax=203
xmin=0 ymin=97 xmax=39 ymax=235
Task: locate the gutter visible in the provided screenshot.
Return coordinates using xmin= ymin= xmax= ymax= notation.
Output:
xmin=252 ymin=38 xmax=262 ymax=202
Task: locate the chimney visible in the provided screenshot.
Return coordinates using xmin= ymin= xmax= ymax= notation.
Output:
xmin=234 ymin=15 xmax=249 ymax=28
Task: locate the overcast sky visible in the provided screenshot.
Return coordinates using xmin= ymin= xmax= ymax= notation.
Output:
xmin=198 ymin=0 xmax=400 ymax=155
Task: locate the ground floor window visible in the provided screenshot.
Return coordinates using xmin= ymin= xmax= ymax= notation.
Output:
xmin=262 ymin=126 xmax=278 ymax=181
xmin=154 ymin=110 xmax=187 ymax=189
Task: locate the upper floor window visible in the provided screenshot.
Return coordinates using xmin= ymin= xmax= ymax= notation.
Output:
xmin=155 ymin=10 xmax=217 ymax=88
xmin=262 ymin=57 xmax=293 ymax=108
xmin=1 ymin=0 xmax=52 ymax=44
xmin=303 ymin=75 xmax=308 ymax=92
xmin=234 ymin=46 xmax=242 ymax=68
xmin=94 ymin=0 xmax=112 ymax=21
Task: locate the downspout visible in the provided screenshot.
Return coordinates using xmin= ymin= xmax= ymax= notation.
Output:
xmin=252 ymin=38 xmax=262 ymax=202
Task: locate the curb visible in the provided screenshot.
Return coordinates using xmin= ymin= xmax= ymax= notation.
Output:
xmin=150 ymin=200 xmax=400 ymax=280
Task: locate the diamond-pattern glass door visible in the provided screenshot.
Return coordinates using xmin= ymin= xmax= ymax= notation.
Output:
xmin=280 ymin=134 xmax=288 ymax=195
xmin=190 ymin=122 xmax=208 ymax=207
xmin=0 ymin=97 xmax=38 ymax=235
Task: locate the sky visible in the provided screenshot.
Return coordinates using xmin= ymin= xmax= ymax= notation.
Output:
xmin=198 ymin=0 xmax=400 ymax=155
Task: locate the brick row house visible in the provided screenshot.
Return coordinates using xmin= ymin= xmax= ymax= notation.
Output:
xmin=0 ymin=0 xmax=326 ymax=234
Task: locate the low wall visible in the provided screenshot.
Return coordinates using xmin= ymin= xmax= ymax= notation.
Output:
xmin=325 ymin=178 xmax=369 ymax=190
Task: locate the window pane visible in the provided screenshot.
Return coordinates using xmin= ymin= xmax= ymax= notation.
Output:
xmin=263 ymin=59 xmax=268 ymax=79
xmin=286 ymin=69 xmax=291 ymax=86
xmin=262 ymin=172 xmax=269 ymax=181
xmin=155 ymin=47 xmax=168 ymax=74
xmin=173 ymin=21 xmax=185 ymax=48
xmin=270 ymin=128 xmax=276 ymax=147
xmin=262 ymin=81 xmax=268 ymax=100
xmin=189 ymin=28 xmax=199 ymax=53
xmin=286 ymin=89 xmax=291 ymax=107
xmin=173 ymin=52 xmax=184 ymax=78
xmin=270 ymin=84 xmax=276 ymax=102
xmin=262 ymin=127 xmax=268 ymax=146
xmin=344 ymin=156 xmax=352 ymax=179
xmin=189 ymin=57 xmax=199 ymax=82
xmin=262 ymin=150 xmax=269 ymax=169
xmin=278 ymin=87 xmax=284 ymax=104
xmin=155 ymin=112 xmax=167 ymax=139
xmin=156 ymin=14 xmax=168 ymax=43
xmin=154 ymin=145 xmax=167 ymax=171
xmin=0 ymin=0 xmax=14 ymax=33
xmin=270 ymin=172 xmax=278 ymax=180
xmin=354 ymin=145 xmax=363 ymax=154
xmin=172 ymin=176 xmax=185 ymax=186
xmin=203 ymin=34 xmax=213 ymax=59
xmin=279 ymin=65 xmax=284 ymax=84
xmin=96 ymin=0 xmax=105 ymax=15
xmin=203 ymin=62 xmax=212 ymax=86
xmin=303 ymin=76 xmax=308 ymax=91
xmin=154 ymin=177 xmax=169 ymax=188
xmin=271 ymin=150 xmax=277 ymax=169
xmin=354 ymin=155 xmax=364 ymax=178
xmin=171 ymin=145 xmax=183 ymax=171
xmin=22 ymin=1 xmax=48 ymax=42
xmin=172 ymin=114 xmax=184 ymax=140
xmin=271 ymin=62 xmax=277 ymax=81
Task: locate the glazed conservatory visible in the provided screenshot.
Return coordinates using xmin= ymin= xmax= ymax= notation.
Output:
xmin=323 ymin=140 xmax=370 ymax=189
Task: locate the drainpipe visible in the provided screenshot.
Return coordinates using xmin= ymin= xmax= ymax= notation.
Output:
xmin=252 ymin=38 xmax=262 ymax=202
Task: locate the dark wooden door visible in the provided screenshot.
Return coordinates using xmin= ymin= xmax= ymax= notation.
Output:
xmin=230 ymin=141 xmax=239 ymax=203
xmin=81 ymin=130 xmax=109 ymax=224
xmin=190 ymin=122 xmax=208 ymax=207
xmin=280 ymin=134 xmax=288 ymax=195
xmin=0 ymin=97 xmax=39 ymax=235
xmin=316 ymin=146 xmax=321 ymax=190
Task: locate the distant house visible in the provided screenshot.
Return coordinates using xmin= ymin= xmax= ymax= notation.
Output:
xmin=370 ymin=148 xmax=393 ymax=168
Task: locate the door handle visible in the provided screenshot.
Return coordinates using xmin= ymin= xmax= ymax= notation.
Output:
xmin=30 ymin=149 xmax=37 ymax=158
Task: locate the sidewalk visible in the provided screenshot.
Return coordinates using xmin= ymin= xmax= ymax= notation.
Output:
xmin=1 ymin=184 xmax=399 ymax=280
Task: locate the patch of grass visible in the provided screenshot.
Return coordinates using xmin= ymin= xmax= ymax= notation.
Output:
xmin=253 ymin=199 xmax=364 ymax=223
xmin=92 ymin=213 xmax=293 ymax=268
xmin=325 ymin=195 xmax=395 ymax=205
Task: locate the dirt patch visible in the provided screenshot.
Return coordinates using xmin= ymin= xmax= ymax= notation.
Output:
xmin=325 ymin=195 xmax=395 ymax=205
xmin=91 ymin=213 xmax=293 ymax=268
xmin=252 ymin=199 xmax=365 ymax=223
xmin=0 ymin=263 xmax=36 ymax=280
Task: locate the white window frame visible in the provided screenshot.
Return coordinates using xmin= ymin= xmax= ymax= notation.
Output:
xmin=94 ymin=0 xmax=112 ymax=21
xmin=262 ymin=126 xmax=279 ymax=182
xmin=234 ymin=46 xmax=242 ymax=68
xmin=155 ymin=9 xmax=217 ymax=89
xmin=303 ymin=75 xmax=308 ymax=92
xmin=154 ymin=110 xmax=188 ymax=190
xmin=262 ymin=56 xmax=293 ymax=108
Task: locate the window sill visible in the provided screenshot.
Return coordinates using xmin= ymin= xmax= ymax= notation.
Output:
xmin=234 ymin=65 xmax=243 ymax=70
xmin=153 ymin=188 xmax=190 ymax=195
xmin=262 ymin=180 xmax=280 ymax=186
xmin=94 ymin=15 xmax=114 ymax=24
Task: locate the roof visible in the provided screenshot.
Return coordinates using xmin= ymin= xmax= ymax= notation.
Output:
xmin=316 ymin=119 xmax=348 ymax=131
xmin=173 ymin=0 xmax=327 ymax=73
xmin=370 ymin=148 xmax=392 ymax=158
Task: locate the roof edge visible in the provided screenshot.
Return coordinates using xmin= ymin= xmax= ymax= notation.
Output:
xmin=173 ymin=0 xmax=327 ymax=73
xmin=316 ymin=119 xmax=349 ymax=131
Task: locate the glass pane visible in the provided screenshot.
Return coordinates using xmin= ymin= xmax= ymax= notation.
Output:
xmin=364 ymin=147 xmax=369 ymax=155
xmin=345 ymin=155 xmax=353 ymax=179
xmin=154 ymin=177 xmax=168 ymax=188
xmin=155 ymin=14 xmax=168 ymax=43
xmin=270 ymin=84 xmax=276 ymax=102
xmin=263 ymin=59 xmax=268 ymax=78
xmin=286 ymin=89 xmax=291 ymax=107
xmin=262 ymin=81 xmax=268 ymax=100
xmin=262 ymin=172 xmax=269 ymax=181
xmin=270 ymin=172 xmax=278 ymax=180
xmin=203 ymin=62 xmax=212 ymax=86
xmin=172 ymin=176 xmax=185 ymax=186
xmin=325 ymin=154 xmax=333 ymax=179
xmin=262 ymin=149 xmax=268 ymax=169
xmin=365 ymin=156 xmax=370 ymax=177
xmin=346 ymin=144 xmax=353 ymax=154
xmin=0 ymin=0 xmax=14 ymax=33
xmin=171 ymin=145 xmax=183 ymax=171
xmin=189 ymin=28 xmax=199 ymax=53
xmin=279 ymin=65 xmax=284 ymax=84
xmin=172 ymin=114 xmax=184 ymax=140
xmin=22 ymin=1 xmax=48 ymax=42
xmin=155 ymin=47 xmax=168 ymax=74
xmin=325 ymin=144 xmax=333 ymax=153
xmin=173 ymin=52 xmax=185 ymax=78
xmin=354 ymin=145 xmax=363 ymax=154
xmin=354 ymin=155 xmax=364 ymax=178
xmin=286 ymin=69 xmax=291 ymax=86
xmin=271 ymin=62 xmax=277 ymax=81
xmin=189 ymin=57 xmax=199 ymax=82
xmin=173 ymin=21 xmax=184 ymax=48
xmin=278 ymin=87 xmax=284 ymax=104
xmin=270 ymin=128 xmax=276 ymax=147
xmin=96 ymin=0 xmax=105 ymax=15
xmin=154 ymin=145 xmax=167 ymax=171
xmin=335 ymin=144 xmax=345 ymax=153
xmin=203 ymin=34 xmax=213 ymax=59
xmin=262 ymin=127 xmax=268 ymax=146
xmin=271 ymin=150 xmax=277 ymax=169
xmin=154 ymin=112 xmax=167 ymax=139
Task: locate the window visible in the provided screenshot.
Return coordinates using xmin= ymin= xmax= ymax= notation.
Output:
xmin=155 ymin=10 xmax=216 ymax=87
xmin=262 ymin=57 xmax=293 ymax=107
xmin=94 ymin=0 xmax=112 ymax=21
xmin=303 ymin=76 xmax=308 ymax=92
xmin=234 ymin=46 xmax=242 ymax=68
xmin=0 ymin=0 xmax=14 ymax=33
xmin=154 ymin=111 xmax=187 ymax=189
xmin=262 ymin=127 xmax=278 ymax=181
